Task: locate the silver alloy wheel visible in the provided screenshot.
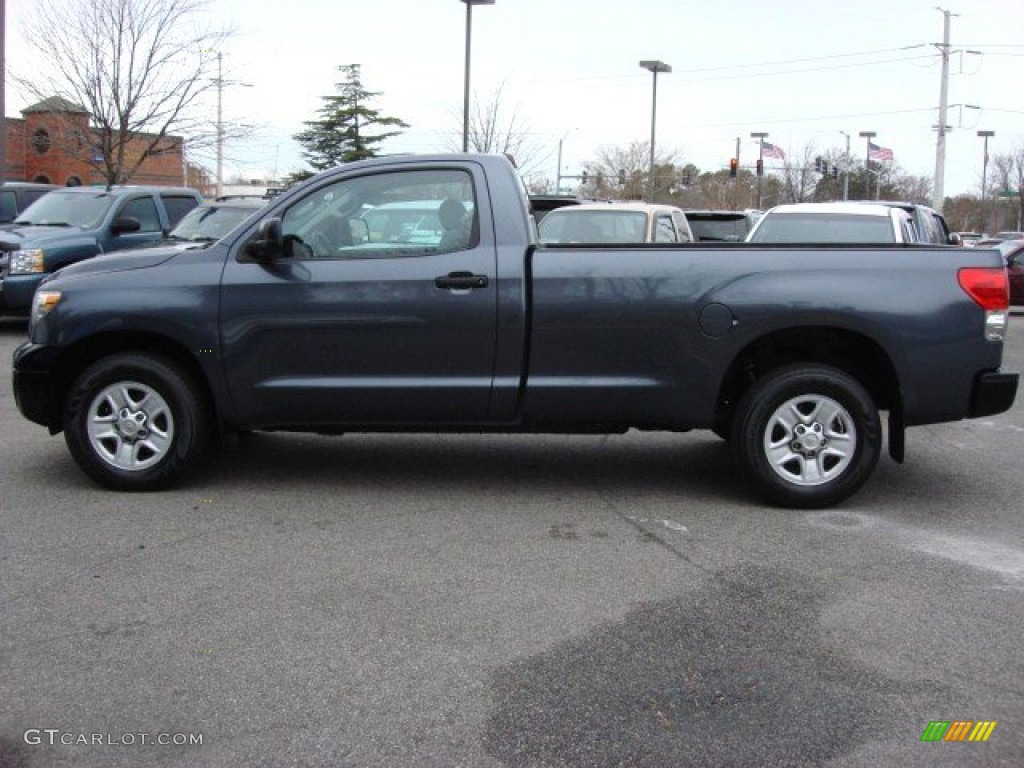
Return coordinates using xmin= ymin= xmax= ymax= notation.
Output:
xmin=85 ymin=381 xmax=175 ymax=471
xmin=762 ymin=394 xmax=856 ymax=486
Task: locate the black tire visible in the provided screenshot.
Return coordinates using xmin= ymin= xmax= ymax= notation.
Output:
xmin=730 ymin=364 xmax=880 ymax=509
xmin=64 ymin=353 xmax=210 ymax=491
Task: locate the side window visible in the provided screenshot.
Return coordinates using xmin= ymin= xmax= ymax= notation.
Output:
xmin=0 ymin=191 xmax=16 ymax=223
xmin=280 ymin=168 xmax=478 ymax=260
xmin=654 ymin=214 xmax=677 ymax=243
xmin=120 ymin=197 xmax=161 ymax=233
xmin=162 ymin=195 xmax=201 ymax=228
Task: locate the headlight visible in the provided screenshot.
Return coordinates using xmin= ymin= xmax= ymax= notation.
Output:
xmin=10 ymin=249 xmax=45 ymax=275
xmin=31 ymin=290 xmax=62 ymax=325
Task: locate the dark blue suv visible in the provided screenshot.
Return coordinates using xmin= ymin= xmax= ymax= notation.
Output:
xmin=0 ymin=185 xmax=201 ymax=314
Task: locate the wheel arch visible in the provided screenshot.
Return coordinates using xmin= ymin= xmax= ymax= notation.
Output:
xmin=716 ymin=325 xmax=901 ymax=426
xmin=50 ymin=331 xmax=217 ymax=432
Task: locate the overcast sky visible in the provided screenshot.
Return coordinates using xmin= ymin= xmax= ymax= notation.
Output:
xmin=6 ymin=0 xmax=1023 ymax=196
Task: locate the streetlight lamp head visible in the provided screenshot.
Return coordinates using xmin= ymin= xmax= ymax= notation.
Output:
xmin=639 ymin=60 xmax=671 ymax=73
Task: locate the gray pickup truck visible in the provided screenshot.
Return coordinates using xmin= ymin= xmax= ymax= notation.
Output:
xmin=0 ymin=185 xmax=202 ymax=314
xmin=12 ymin=154 xmax=1018 ymax=507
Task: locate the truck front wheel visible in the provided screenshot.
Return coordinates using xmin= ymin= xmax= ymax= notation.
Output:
xmin=64 ymin=353 xmax=209 ymax=491
xmin=731 ymin=364 xmax=880 ymax=508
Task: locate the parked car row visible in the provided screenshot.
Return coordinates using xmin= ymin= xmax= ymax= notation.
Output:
xmin=0 ymin=185 xmax=272 ymax=316
xmin=2 ymin=178 xmax=1018 ymax=314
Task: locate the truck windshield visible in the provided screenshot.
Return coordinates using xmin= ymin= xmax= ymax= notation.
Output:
xmin=169 ymin=204 xmax=262 ymax=242
xmin=15 ymin=190 xmax=115 ymax=228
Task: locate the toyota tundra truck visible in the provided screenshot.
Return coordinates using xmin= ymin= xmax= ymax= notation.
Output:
xmin=11 ymin=154 xmax=1018 ymax=507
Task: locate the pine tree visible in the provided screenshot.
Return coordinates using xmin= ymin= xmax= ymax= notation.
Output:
xmin=293 ymin=64 xmax=409 ymax=171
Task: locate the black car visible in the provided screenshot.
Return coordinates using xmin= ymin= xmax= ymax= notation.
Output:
xmin=684 ymin=209 xmax=762 ymax=242
xmin=995 ymin=239 xmax=1024 ymax=306
xmin=0 ymin=182 xmax=59 ymax=224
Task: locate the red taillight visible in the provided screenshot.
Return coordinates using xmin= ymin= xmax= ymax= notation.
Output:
xmin=958 ymin=267 xmax=1009 ymax=311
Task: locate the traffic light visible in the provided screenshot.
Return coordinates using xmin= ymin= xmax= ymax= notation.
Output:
xmin=618 ymin=169 xmax=626 ymax=185
xmin=814 ymin=156 xmax=824 ymax=173
xmin=729 ymin=158 xmax=738 ymax=177
xmin=756 ymin=159 xmax=764 ymax=176
xmin=581 ymin=170 xmax=589 ymax=184
xmin=831 ymin=165 xmax=839 ymax=179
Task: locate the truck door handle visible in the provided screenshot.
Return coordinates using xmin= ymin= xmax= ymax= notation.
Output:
xmin=435 ymin=271 xmax=489 ymax=290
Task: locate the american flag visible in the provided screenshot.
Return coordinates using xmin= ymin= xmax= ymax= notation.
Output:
xmin=761 ymin=141 xmax=785 ymax=160
xmin=868 ymin=142 xmax=894 ymax=162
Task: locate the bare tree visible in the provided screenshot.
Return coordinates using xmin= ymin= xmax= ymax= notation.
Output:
xmin=585 ymin=142 xmax=678 ymax=201
xmin=450 ymin=83 xmax=543 ymax=175
xmin=991 ymin=149 xmax=1024 ymax=229
xmin=16 ymin=0 xmax=230 ymax=187
xmin=774 ymin=144 xmax=820 ymax=204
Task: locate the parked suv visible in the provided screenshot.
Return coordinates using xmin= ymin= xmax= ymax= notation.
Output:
xmin=0 ymin=182 xmax=59 ymax=224
xmin=746 ymin=202 xmax=917 ymax=243
xmin=0 ymin=185 xmax=202 ymax=314
xmin=858 ymin=201 xmax=959 ymax=245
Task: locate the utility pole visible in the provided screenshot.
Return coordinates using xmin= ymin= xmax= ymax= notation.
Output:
xmin=932 ymin=8 xmax=955 ymax=212
xmin=839 ymin=131 xmax=851 ymax=201
xmin=978 ymin=130 xmax=994 ymax=234
xmin=216 ymin=52 xmax=223 ymax=199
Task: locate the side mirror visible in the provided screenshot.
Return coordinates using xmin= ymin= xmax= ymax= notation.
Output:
xmin=110 ymin=216 xmax=141 ymax=235
xmin=243 ymin=217 xmax=285 ymax=261
xmin=949 ymin=232 xmax=963 ymax=246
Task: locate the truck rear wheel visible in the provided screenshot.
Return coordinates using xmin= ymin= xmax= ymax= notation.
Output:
xmin=64 ymin=353 xmax=209 ymax=491
xmin=731 ymin=364 xmax=880 ymax=508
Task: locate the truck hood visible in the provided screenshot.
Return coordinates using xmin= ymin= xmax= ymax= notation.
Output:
xmin=0 ymin=223 xmax=87 ymax=247
xmin=54 ymin=246 xmax=182 ymax=279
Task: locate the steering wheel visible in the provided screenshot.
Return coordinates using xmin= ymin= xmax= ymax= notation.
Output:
xmin=309 ymin=230 xmax=334 ymax=258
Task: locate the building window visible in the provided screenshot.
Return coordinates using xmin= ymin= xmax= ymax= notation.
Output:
xmin=31 ymin=128 xmax=52 ymax=154
xmin=33 ymin=174 xmax=52 ymax=183
xmin=66 ymin=176 xmax=83 ymax=187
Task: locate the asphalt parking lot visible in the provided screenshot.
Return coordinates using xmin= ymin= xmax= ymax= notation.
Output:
xmin=1 ymin=313 xmax=1022 ymax=767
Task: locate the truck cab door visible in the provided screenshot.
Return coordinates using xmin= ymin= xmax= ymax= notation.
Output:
xmin=106 ymin=195 xmax=165 ymax=251
xmin=219 ymin=163 xmax=499 ymax=428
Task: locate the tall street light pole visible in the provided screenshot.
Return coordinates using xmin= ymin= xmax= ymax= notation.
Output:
xmin=859 ymin=130 xmax=876 ymax=200
xmin=215 ymin=53 xmax=252 ymax=199
xmin=750 ymin=131 xmax=768 ymax=209
xmin=978 ymin=129 xmax=995 ymax=234
xmin=461 ymin=0 xmax=495 ymax=153
xmin=639 ymin=60 xmax=671 ymax=202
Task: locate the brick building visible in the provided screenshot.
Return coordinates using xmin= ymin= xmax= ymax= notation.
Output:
xmin=2 ymin=96 xmax=211 ymax=193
